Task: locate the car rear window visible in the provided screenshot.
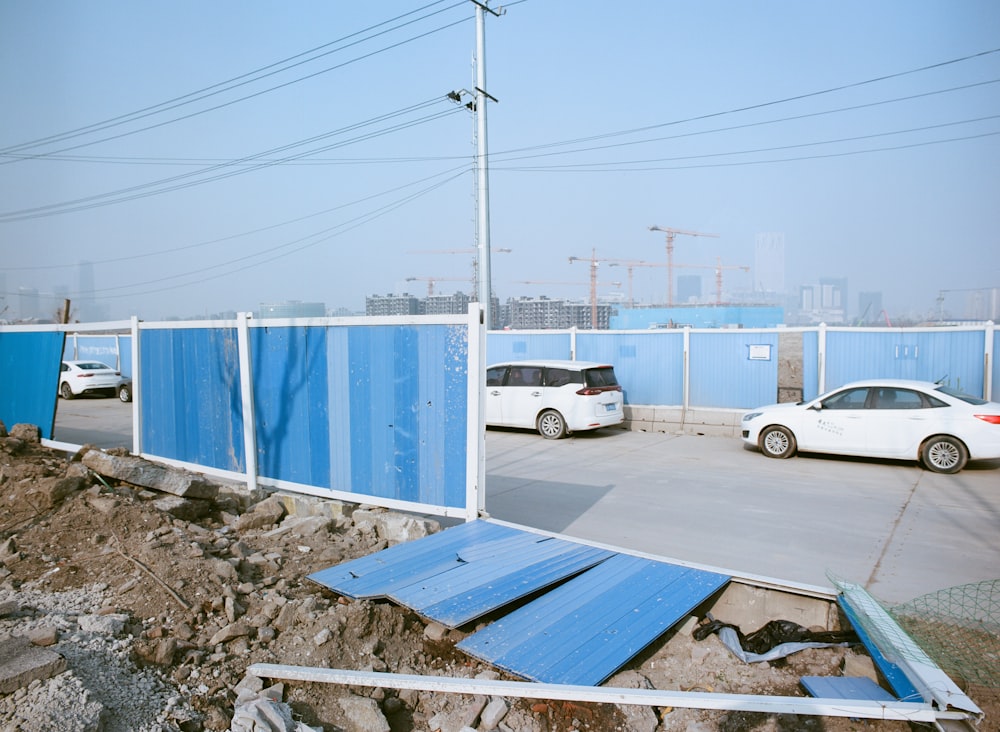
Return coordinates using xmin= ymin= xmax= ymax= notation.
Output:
xmin=936 ymin=384 xmax=988 ymax=405
xmin=583 ymin=367 xmax=618 ymax=388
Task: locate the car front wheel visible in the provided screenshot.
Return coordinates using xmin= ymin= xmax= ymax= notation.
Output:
xmin=59 ymin=382 xmax=74 ymax=400
xmin=537 ymin=410 xmax=567 ymax=440
xmin=920 ymin=436 xmax=967 ymax=474
xmin=759 ymin=426 xmax=796 ymax=458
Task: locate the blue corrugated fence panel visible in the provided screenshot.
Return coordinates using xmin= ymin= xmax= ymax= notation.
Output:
xmin=0 ymin=331 xmax=65 ymax=439
xmin=837 ymin=596 xmax=920 ymax=701
xmin=253 ymin=323 xmax=467 ymax=508
xmin=457 ymin=553 xmax=730 ymax=685
xmin=689 ymin=332 xmax=779 ymax=408
xmin=394 ymin=538 xmax=613 ymax=628
xmin=824 ymin=329 xmax=986 ymax=395
xmin=307 ymin=521 xmax=614 ymax=628
xmin=251 ymin=325 xmax=331 ymax=487
xmin=800 ymin=676 xmax=895 ymax=701
xmin=576 ymin=332 xmax=684 ymax=406
xmin=486 ymin=332 xmax=572 ymax=364
xmin=139 ymin=327 xmax=245 ymax=471
xmin=307 ymin=521 xmax=509 ymax=598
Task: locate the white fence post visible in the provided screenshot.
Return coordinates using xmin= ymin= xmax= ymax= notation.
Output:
xmin=236 ymin=312 xmax=259 ymax=494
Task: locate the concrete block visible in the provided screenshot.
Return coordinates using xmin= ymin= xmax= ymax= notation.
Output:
xmin=0 ymin=635 xmax=67 ymax=694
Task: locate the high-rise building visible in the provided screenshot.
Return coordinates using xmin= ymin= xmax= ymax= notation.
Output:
xmin=502 ymin=296 xmax=612 ymax=329
xmin=365 ymin=293 xmax=421 ymax=316
xmin=676 ymin=274 xmax=702 ymax=304
xmin=424 ymin=291 xmax=471 ymax=316
xmin=754 ymin=233 xmax=785 ymax=295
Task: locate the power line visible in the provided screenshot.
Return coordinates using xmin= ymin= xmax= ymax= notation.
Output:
xmin=0 ymin=100 xmax=464 ymax=221
xmin=491 ymin=48 xmax=1000 ymax=158
xmin=496 ymin=114 xmax=1000 ymax=169
xmin=496 ymin=129 xmax=1000 ymax=173
xmin=1 ymin=164 xmax=471 ymax=271
xmin=0 ymin=1 xmax=470 ymax=159
xmin=489 ymin=79 xmax=1000 ymax=165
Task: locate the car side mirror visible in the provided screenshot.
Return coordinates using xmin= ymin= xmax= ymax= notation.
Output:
xmin=809 ymin=403 xmax=823 ymax=411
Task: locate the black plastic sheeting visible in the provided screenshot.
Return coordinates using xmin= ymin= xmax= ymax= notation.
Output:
xmin=694 ymin=617 xmax=859 ymax=664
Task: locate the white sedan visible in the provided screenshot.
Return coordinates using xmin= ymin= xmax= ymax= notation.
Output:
xmin=741 ymin=379 xmax=1000 ymax=473
xmin=58 ymin=360 xmax=125 ymax=399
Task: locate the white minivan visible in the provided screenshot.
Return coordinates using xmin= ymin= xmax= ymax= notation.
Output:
xmin=485 ymin=360 xmax=624 ymax=439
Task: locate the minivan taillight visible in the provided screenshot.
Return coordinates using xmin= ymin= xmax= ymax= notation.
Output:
xmin=576 ymin=385 xmax=621 ymax=396
xmin=974 ymin=414 xmax=1000 ymax=424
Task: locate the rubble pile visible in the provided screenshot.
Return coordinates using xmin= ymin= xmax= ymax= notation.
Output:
xmin=0 ymin=421 xmax=982 ymax=731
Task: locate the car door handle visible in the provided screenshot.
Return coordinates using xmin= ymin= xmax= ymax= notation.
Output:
xmin=489 ymin=390 xmax=500 ymax=396
xmin=530 ymin=391 xmax=541 ymax=397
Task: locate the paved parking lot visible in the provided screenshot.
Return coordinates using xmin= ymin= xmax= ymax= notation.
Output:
xmin=484 ymin=426 xmax=1000 ymax=605
xmin=52 ymin=400 xmax=999 ymax=605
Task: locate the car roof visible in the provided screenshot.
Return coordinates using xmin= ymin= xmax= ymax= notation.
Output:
xmin=834 ymin=378 xmax=948 ymax=390
xmin=64 ymin=360 xmax=114 ymax=368
xmin=487 ymin=360 xmax=614 ymax=370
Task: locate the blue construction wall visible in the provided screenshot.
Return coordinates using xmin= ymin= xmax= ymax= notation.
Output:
xmin=689 ymin=331 xmax=779 ymax=408
xmin=487 ymin=331 xmax=572 ymax=364
xmin=610 ymin=305 xmax=784 ymax=329
xmin=249 ymin=323 xmax=468 ymax=508
xmin=139 ymin=326 xmax=246 ymax=473
xmin=823 ymin=328 xmax=987 ymax=396
xmin=0 ymin=330 xmax=65 ymax=439
xmin=574 ymin=331 xmax=685 ymax=406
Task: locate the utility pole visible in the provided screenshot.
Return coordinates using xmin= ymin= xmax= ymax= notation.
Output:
xmin=474 ymin=1 xmax=500 ymax=330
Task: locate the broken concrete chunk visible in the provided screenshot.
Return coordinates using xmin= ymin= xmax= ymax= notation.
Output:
xmin=153 ymin=495 xmax=212 ymax=521
xmin=81 ymin=450 xmax=219 ymax=499
xmin=337 ymin=695 xmax=391 ymax=732
xmin=0 ymin=635 xmax=67 ymax=694
xmin=9 ymin=423 xmax=40 ymax=443
xmin=235 ymin=496 xmax=287 ymax=531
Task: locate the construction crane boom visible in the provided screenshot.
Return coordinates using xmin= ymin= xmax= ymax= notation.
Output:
xmin=404 ymin=276 xmax=470 ymax=297
xmin=648 ymin=225 xmax=720 ymax=306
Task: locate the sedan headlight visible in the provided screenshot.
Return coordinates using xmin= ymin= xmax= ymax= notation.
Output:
xmin=742 ymin=412 xmax=763 ymax=422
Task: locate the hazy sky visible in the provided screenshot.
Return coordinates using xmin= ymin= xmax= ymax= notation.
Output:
xmin=1 ymin=1 xmax=998 ymax=322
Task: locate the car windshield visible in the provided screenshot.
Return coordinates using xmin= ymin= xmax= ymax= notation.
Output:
xmin=584 ymin=367 xmax=618 ymax=388
xmin=76 ymin=362 xmax=113 ymax=371
xmin=935 ymin=384 xmax=988 ymax=406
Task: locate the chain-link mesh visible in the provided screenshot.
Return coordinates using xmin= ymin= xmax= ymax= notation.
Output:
xmin=887 ymin=579 xmax=1000 ymax=688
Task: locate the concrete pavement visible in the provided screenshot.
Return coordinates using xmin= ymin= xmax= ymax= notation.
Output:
xmin=483 ymin=426 xmax=1000 ymax=605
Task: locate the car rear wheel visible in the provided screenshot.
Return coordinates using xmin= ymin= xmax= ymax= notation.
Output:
xmin=537 ymin=410 xmax=567 ymax=439
xmin=759 ymin=426 xmax=796 ymax=458
xmin=920 ymin=436 xmax=967 ymax=474
xmin=118 ymin=383 xmax=132 ymax=403
xmin=59 ymin=382 xmax=74 ymax=400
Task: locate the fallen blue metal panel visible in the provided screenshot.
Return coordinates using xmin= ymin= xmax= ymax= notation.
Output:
xmin=801 ymin=676 xmax=895 ymax=702
xmin=837 ymin=596 xmax=921 ymax=702
xmin=457 ymin=552 xmax=730 ymax=685
xmin=307 ymin=521 xmax=614 ymax=628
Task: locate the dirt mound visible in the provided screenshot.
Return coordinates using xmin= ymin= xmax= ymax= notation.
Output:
xmin=0 ymin=427 xmax=989 ymax=731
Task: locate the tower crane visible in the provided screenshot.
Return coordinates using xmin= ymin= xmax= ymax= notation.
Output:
xmin=404 ymin=276 xmax=470 ymax=297
xmin=516 ymin=278 xmax=622 ymax=330
xmin=672 ymin=257 xmax=750 ymax=305
xmin=648 ymin=226 xmax=720 ymax=306
xmin=568 ymin=248 xmax=603 ymax=329
xmin=407 ymin=248 xmax=511 ymax=300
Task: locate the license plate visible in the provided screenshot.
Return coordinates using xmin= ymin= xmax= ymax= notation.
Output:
xmin=605 ymin=403 xmax=617 ymax=412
